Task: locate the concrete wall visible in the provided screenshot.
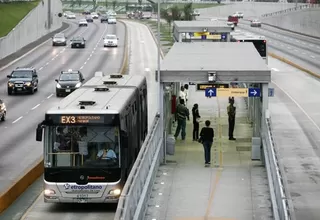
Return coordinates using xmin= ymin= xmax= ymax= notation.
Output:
xmin=263 ymin=7 xmax=320 ymax=38
xmin=0 ymin=0 xmax=63 ymax=60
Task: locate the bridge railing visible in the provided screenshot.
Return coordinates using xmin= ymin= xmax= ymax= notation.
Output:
xmin=262 ymin=111 xmax=296 ymax=220
xmin=261 ymin=3 xmax=319 ymax=17
xmin=114 ymin=114 xmax=163 ymax=220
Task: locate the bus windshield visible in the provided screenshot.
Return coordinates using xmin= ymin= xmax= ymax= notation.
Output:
xmin=245 ymin=40 xmax=266 ymax=57
xmin=44 ymin=125 xmax=120 ymax=168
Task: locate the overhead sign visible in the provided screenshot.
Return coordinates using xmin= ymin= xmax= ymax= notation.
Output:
xmin=197 ymin=83 xmax=229 ymax=90
xmin=204 ymin=87 xmax=261 ymax=97
xmin=268 ymin=88 xmax=274 ymax=97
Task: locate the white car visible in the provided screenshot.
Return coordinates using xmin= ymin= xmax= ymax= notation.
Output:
xmin=109 ymin=11 xmax=117 ymax=17
xmin=66 ymin=13 xmax=76 ymax=19
xmin=103 ymin=34 xmax=118 ymax=47
xmin=227 ymin=21 xmax=235 ymax=30
xmin=233 ymin=11 xmax=243 ymax=18
xmin=108 ymin=17 xmax=116 ymax=24
xmin=91 ymin=12 xmax=99 ymax=19
xmin=250 ymin=19 xmax=261 ymax=27
xmin=192 ymin=10 xmax=200 ymax=16
xmin=79 ymin=19 xmax=88 ymax=27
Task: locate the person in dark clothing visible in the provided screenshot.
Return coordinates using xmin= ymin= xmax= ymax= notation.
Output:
xmin=174 ymin=99 xmax=189 ymax=140
xmin=192 ymin=103 xmax=201 ymax=141
xmin=199 ymin=120 xmax=214 ymax=166
xmin=227 ymin=99 xmax=236 ymax=140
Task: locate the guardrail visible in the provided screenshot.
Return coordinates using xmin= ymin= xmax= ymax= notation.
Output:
xmin=261 ymin=3 xmax=319 ymax=17
xmin=114 ymin=114 xmax=163 ymax=220
xmin=262 ymin=112 xmax=296 ymax=220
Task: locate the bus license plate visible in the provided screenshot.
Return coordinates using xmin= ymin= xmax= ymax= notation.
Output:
xmin=76 ymin=194 xmax=88 ymax=203
xmin=65 ymin=89 xmax=71 ymax=92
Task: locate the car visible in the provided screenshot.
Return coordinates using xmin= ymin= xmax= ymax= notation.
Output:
xmin=86 ymin=15 xmax=93 ymax=22
xmin=107 ymin=17 xmax=116 ymax=24
xmin=7 ymin=67 xmax=38 ymax=95
xmin=100 ymin=15 xmax=108 ymax=23
xmin=66 ymin=13 xmax=76 ymax=19
xmin=55 ymin=69 xmax=85 ymax=97
xmin=82 ymin=10 xmax=91 ymax=15
xmin=70 ymin=36 xmax=86 ymax=48
xmin=0 ymin=99 xmax=6 ymax=121
xmin=91 ymin=12 xmax=99 ymax=19
xmin=233 ymin=11 xmax=244 ymax=18
xmin=251 ymin=19 xmax=261 ymax=27
xmin=108 ymin=11 xmax=117 ymax=17
xmin=79 ymin=19 xmax=88 ymax=27
xmin=227 ymin=21 xmax=235 ymax=30
xmin=52 ymin=33 xmax=67 ymax=46
xmin=192 ymin=10 xmax=200 ymax=16
xmin=103 ymin=34 xmax=118 ymax=47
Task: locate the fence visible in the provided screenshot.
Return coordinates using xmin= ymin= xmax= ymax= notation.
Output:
xmin=261 ymin=3 xmax=319 ymax=17
xmin=0 ymin=0 xmax=63 ymax=60
xmin=114 ymin=114 xmax=163 ymax=220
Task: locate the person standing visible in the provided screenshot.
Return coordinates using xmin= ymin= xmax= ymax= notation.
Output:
xmin=227 ymin=99 xmax=236 ymax=140
xmin=184 ymin=84 xmax=189 ymax=104
xmin=199 ymin=120 xmax=214 ymax=166
xmin=192 ymin=103 xmax=201 ymax=141
xmin=174 ymin=99 xmax=189 ymax=141
xmin=179 ymin=86 xmax=186 ymax=104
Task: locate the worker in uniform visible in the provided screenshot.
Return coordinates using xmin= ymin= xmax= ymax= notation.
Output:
xmin=227 ymin=97 xmax=236 ymax=140
xmin=97 ymin=146 xmax=117 ymax=160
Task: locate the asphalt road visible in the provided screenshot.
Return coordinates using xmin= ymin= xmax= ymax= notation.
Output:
xmin=268 ymin=57 xmax=320 ymax=220
xmin=0 ymin=16 xmax=126 ymax=200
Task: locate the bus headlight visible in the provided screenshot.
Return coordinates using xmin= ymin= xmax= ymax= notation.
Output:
xmin=44 ymin=189 xmax=56 ymax=196
xmin=109 ymin=189 xmax=121 ymax=196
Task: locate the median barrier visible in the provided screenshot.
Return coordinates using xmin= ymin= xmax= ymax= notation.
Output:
xmin=118 ymin=20 xmax=129 ymax=75
xmin=268 ymin=52 xmax=320 ymax=79
xmin=0 ymin=21 xmax=129 ymax=214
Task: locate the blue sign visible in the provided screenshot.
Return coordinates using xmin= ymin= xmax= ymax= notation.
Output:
xmin=201 ymin=35 xmax=206 ymax=40
xmin=221 ymin=33 xmax=227 ymax=39
xmin=268 ymin=88 xmax=274 ymax=97
xmin=205 ymin=88 xmax=216 ymax=97
xmin=248 ymin=88 xmax=261 ymax=97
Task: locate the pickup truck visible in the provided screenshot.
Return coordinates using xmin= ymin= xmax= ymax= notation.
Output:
xmin=228 ymin=15 xmax=238 ymax=26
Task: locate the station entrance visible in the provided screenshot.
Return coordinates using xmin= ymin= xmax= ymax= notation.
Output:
xmin=158 ymin=42 xmax=271 ymax=165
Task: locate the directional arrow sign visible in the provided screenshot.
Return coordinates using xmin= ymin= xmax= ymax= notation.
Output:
xmin=248 ymin=88 xmax=261 ymax=97
xmin=205 ymin=88 xmax=216 ymax=97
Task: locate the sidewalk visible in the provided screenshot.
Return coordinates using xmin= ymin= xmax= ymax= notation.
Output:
xmin=143 ymin=85 xmax=273 ymax=220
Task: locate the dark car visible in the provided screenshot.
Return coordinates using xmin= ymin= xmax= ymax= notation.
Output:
xmin=70 ymin=36 xmax=86 ymax=48
xmin=0 ymin=99 xmax=6 ymax=121
xmin=7 ymin=67 xmax=38 ymax=95
xmin=86 ymin=15 xmax=93 ymax=22
xmin=101 ymin=15 xmax=108 ymax=23
xmin=55 ymin=70 xmax=85 ymax=97
xmin=82 ymin=10 xmax=91 ymax=15
xmin=52 ymin=33 xmax=67 ymax=46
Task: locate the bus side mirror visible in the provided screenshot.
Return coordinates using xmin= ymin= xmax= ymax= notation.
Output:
xmin=36 ymin=125 xmax=43 ymax=142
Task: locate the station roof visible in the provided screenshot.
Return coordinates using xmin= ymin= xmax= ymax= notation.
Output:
xmin=173 ymin=20 xmax=232 ymax=33
xmin=159 ymin=42 xmax=271 ymax=83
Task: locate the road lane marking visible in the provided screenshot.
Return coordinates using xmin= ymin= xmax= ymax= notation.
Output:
xmin=80 ymin=66 xmax=84 ymax=70
xmin=272 ymin=81 xmax=320 ymax=133
xmin=47 ymin=94 xmax=53 ymax=99
xmin=145 ymin=68 xmax=150 ymax=72
xmin=12 ymin=116 xmax=23 ymax=124
xmin=310 ymin=55 xmax=315 ymax=59
xmin=31 ymin=104 xmax=40 ymax=110
xmin=39 ymin=67 xmax=43 ymax=70
xmin=271 ymin=68 xmax=279 ymax=72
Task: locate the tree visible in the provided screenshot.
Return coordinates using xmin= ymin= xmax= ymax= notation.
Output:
xmin=77 ymin=0 xmax=82 ymax=6
xmin=105 ymin=0 xmax=108 ymax=9
xmin=112 ymin=0 xmax=117 ymax=10
xmin=170 ymin=5 xmax=182 ymax=21
xmin=183 ymin=3 xmax=193 ymax=21
xmin=92 ymin=0 xmax=97 ymax=10
xmin=125 ymin=0 xmax=129 ymax=12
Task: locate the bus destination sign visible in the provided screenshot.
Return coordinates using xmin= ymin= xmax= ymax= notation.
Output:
xmin=197 ymin=83 xmax=229 ymax=91
xmin=60 ymin=115 xmax=104 ymax=124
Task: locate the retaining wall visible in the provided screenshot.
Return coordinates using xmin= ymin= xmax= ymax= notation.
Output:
xmin=0 ymin=0 xmax=63 ymax=60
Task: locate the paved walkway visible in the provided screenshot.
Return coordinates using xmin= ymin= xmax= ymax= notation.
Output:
xmin=144 ymin=85 xmax=273 ymax=220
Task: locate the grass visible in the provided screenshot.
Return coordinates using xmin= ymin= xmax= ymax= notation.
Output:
xmin=0 ymin=1 xmax=40 ymax=38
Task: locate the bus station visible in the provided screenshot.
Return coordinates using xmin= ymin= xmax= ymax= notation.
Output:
xmin=172 ymin=20 xmax=233 ymax=42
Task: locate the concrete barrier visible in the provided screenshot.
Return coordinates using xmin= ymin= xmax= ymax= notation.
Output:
xmin=0 ymin=0 xmax=63 ymax=60
xmin=0 ymin=21 xmax=129 ymax=214
xmin=268 ymin=52 xmax=320 ymax=79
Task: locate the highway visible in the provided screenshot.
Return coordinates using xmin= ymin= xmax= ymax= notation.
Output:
xmin=0 ymin=16 xmax=125 ymax=219
xmin=237 ymin=20 xmax=320 ymax=74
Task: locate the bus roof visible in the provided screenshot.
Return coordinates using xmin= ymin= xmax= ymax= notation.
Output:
xmin=46 ymin=85 xmax=136 ymax=115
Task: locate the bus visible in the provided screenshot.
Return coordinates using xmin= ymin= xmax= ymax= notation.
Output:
xmin=231 ymin=34 xmax=268 ymax=64
xmin=35 ymin=73 xmax=147 ymax=203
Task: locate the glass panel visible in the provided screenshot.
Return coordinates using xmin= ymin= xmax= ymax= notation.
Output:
xmin=11 ymin=71 xmax=32 ymax=78
xmin=44 ymin=125 xmax=120 ymax=168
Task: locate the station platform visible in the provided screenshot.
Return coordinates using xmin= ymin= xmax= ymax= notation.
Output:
xmin=143 ymin=85 xmax=273 ymax=220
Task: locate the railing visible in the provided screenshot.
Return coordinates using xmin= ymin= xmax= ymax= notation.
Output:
xmin=114 ymin=114 xmax=163 ymax=220
xmin=261 ymin=3 xmax=319 ymax=17
xmin=262 ymin=112 xmax=296 ymax=220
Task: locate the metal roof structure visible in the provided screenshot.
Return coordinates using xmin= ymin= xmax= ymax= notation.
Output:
xmin=173 ymin=20 xmax=232 ymax=33
xmin=159 ymin=42 xmax=271 ymax=83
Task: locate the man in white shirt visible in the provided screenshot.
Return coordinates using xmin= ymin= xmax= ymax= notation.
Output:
xmin=179 ymin=86 xmax=186 ymax=104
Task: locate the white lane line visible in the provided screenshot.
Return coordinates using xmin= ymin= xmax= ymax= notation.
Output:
xmin=145 ymin=68 xmax=150 ymax=72
xmin=47 ymin=94 xmax=53 ymax=99
xmin=80 ymin=66 xmax=84 ymax=70
xmin=309 ymin=44 xmax=313 ymax=47
xmin=317 ymin=46 xmax=320 ymax=49
xmin=310 ymin=55 xmax=316 ymax=59
xmin=84 ymin=61 xmax=87 ymax=65
xmin=272 ymin=80 xmax=320 ymax=133
xmin=302 ymin=52 xmax=306 ymax=55
xmin=39 ymin=67 xmax=43 ymax=70
xmin=296 ymin=40 xmax=299 ymax=43
xmin=271 ymin=68 xmax=279 ymax=72
xmin=31 ymin=104 xmax=40 ymax=110
xmin=12 ymin=116 xmax=23 ymax=124
xmin=287 ymin=47 xmax=291 ymax=49
xmin=294 ymin=49 xmax=298 ymax=52
xmin=46 ymin=62 xmax=49 ymax=65
xmin=302 ymin=42 xmax=306 ymax=45
xmin=52 ymin=58 xmax=55 ymax=61
xmin=281 ymin=44 xmax=284 ymax=47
